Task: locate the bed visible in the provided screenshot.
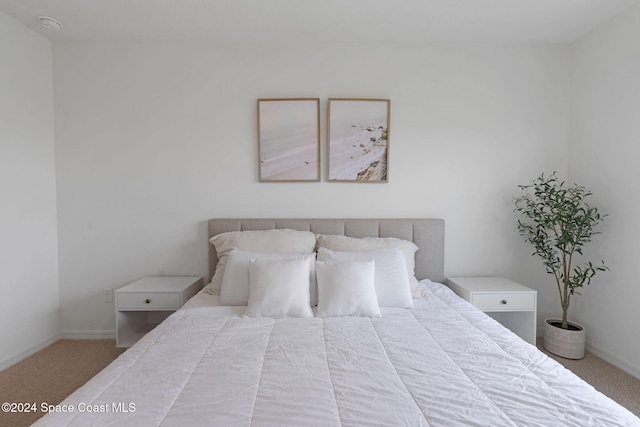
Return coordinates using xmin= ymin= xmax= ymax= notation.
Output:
xmin=35 ymin=218 xmax=639 ymax=426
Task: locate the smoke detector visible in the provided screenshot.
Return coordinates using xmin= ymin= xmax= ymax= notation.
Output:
xmin=39 ymin=16 xmax=62 ymax=31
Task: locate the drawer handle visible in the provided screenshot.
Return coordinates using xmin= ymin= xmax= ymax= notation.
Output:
xmin=145 ymin=299 xmax=151 ymax=304
xmin=501 ymin=299 xmax=507 ymax=305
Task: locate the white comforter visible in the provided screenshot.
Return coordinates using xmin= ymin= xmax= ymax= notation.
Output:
xmin=35 ymin=281 xmax=639 ymax=426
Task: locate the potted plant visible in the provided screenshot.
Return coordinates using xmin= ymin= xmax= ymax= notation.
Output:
xmin=514 ymin=172 xmax=608 ymax=359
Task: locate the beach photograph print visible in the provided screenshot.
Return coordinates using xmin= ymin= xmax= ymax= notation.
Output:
xmin=328 ymin=98 xmax=390 ymax=182
xmin=258 ymin=98 xmax=320 ymax=182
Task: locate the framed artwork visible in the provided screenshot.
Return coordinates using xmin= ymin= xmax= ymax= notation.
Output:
xmin=257 ymin=98 xmax=320 ymax=182
xmin=327 ymin=98 xmax=390 ymax=182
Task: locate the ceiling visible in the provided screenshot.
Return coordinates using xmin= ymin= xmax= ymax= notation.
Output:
xmin=0 ymin=0 xmax=637 ymax=43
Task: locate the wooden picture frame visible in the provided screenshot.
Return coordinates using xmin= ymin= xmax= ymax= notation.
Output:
xmin=327 ymin=98 xmax=390 ymax=182
xmin=257 ymin=98 xmax=321 ymax=182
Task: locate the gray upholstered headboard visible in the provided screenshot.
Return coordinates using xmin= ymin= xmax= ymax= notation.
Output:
xmin=208 ymin=218 xmax=445 ymax=283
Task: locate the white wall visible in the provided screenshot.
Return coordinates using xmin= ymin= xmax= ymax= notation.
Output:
xmin=570 ymin=3 xmax=640 ymax=377
xmin=0 ymin=11 xmax=59 ymax=370
xmin=2 ymin=6 xmax=637 ymax=381
xmin=52 ymin=42 xmax=570 ymax=335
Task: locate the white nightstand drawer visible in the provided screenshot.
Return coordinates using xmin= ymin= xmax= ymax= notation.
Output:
xmin=446 ymin=277 xmax=537 ymax=345
xmin=472 ymin=293 xmax=535 ymax=311
xmin=117 ymin=292 xmax=181 ymax=310
xmin=115 ymin=276 xmax=203 ymax=348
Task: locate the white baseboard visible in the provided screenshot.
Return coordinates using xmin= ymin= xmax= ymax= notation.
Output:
xmin=0 ymin=333 xmax=61 ymax=372
xmin=586 ymin=340 xmax=640 ymax=380
xmin=0 ymin=330 xmax=117 ymax=372
xmin=60 ymin=329 xmax=116 ymax=340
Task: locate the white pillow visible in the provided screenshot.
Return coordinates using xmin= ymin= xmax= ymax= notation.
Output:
xmin=317 ymin=247 xmax=413 ymax=308
xmin=315 ymin=261 xmax=381 ymax=318
xmin=244 ymin=258 xmax=313 ymax=318
xmin=316 ymin=234 xmax=421 ymax=298
xmin=205 ymin=229 xmax=316 ymax=295
xmin=220 ymin=251 xmax=317 ymax=306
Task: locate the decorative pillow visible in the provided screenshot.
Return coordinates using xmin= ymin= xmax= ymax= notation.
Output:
xmin=317 ymin=247 xmax=413 ymax=308
xmin=205 ymin=229 xmax=316 ymax=295
xmin=220 ymin=251 xmax=317 ymax=306
xmin=316 ymin=234 xmax=421 ymax=298
xmin=315 ymin=260 xmax=381 ymax=318
xmin=244 ymin=258 xmax=313 ymax=318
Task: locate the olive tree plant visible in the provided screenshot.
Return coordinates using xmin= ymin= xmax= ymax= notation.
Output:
xmin=514 ymin=172 xmax=608 ymax=330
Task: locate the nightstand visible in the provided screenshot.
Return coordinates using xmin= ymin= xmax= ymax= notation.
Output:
xmin=446 ymin=277 xmax=537 ymax=345
xmin=115 ymin=276 xmax=203 ymax=348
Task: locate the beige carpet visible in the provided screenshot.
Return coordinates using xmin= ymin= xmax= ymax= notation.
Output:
xmin=0 ymin=339 xmax=638 ymax=426
xmin=0 ymin=340 xmax=125 ymax=427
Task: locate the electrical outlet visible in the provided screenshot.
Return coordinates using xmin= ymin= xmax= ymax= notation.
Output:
xmin=103 ymin=288 xmax=113 ymax=303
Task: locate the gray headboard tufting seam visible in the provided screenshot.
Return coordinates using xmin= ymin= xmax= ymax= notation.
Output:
xmin=208 ymin=218 xmax=445 ymax=283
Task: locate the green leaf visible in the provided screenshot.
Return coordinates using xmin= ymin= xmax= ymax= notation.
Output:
xmin=513 ymin=172 xmax=608 ymax=321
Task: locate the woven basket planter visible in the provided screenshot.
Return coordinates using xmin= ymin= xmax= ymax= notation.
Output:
xmin=543 ymin=318 xmax=586 ymax=359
